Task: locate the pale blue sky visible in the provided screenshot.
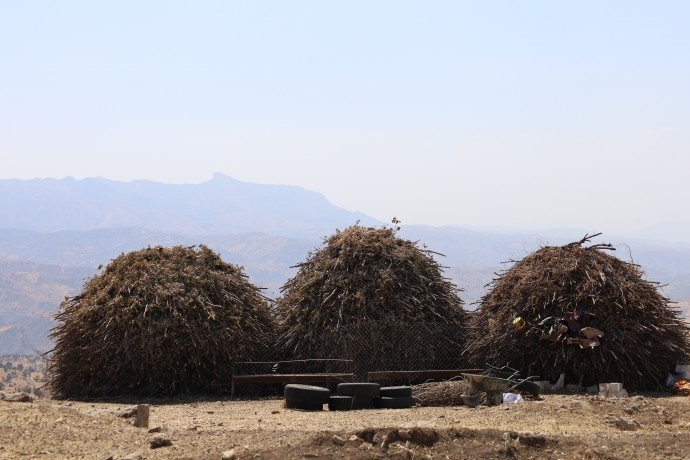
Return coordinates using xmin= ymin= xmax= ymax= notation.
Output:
xmin=1 ymin=1 xmax=688 ymax=239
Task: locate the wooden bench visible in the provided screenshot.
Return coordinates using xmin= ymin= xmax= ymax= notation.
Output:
xmin=367 ymin=369 xmax=483 ymax=384
xmin=232 ymin=373 xmax=355 ymax=385
xmin=231 ymin=373 xmax=355 ymax=398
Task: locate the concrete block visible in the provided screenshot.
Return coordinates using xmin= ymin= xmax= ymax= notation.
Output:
xmin=599 ymin=383 xmax=626 ymax=397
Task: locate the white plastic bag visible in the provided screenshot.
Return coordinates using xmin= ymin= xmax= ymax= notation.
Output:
xmin=502 ymin=392 xmax=524 ymax=404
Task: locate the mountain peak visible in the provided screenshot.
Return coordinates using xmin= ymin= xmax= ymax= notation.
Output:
xmin=209 ymin=172 xmax=237 ymax=182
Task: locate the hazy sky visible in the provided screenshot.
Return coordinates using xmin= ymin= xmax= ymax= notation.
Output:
xmin=1 ymin=1 xmax=688 ymax=238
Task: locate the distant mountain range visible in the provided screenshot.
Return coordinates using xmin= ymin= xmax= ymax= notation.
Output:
xmin=1 ymin=174 xmax=688 ymax=355
xmin=0 ymin=173 xmax=381 ymax=239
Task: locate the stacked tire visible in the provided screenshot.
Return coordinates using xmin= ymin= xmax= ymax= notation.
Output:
xmin=283 ymin=383 xmax=417 ymax=411
xmin=283 ymin=384 xmax=330 ymax=411
xmin=374 ymin=385 xmax=416 ymax=409
xmin=329 ymin=383 xmax=379 ymax=411
xmin=328 ymin=383 xmax=416 ymax=411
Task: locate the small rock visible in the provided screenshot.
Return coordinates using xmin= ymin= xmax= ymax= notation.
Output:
xmin=119 ymin=406 xmax=138 ymax=418
xmin=149 ymin=434 xmax=173 ymax=449
xmin=624 ymin=405 xmax=641 ymax=415
xmin=121 ymin=451 xmax=144 ymax=460
xmin=332 ymin=435 xmax=346 ymax=446
xmin=302 ymin=453 xmax=319 ymax=458
xmin=2 ymin=392 xmax=34 ymax=403
xmin=271 ymin=410 xmax=280 ymax=414
xmin=397 ymin=429 xmax=411 ymax=441
xmin=221 ymin=449 xmax=236 ymax=459
xmin=615 ymin=418 xmax=640 ymax=431
xmin=147 ymin=426 xmax=162 ymax=433
xmin=348 ymin=435 xmax=359 ymax=442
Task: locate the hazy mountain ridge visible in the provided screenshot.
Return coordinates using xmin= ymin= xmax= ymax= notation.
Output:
xmin=1 ymin=175 xmax=689 ymax=355
xmin=0 ymin=173 xmax=381 ymax=238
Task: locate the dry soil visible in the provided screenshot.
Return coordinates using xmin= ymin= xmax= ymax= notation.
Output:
xmin=1 ymin=393 xmax=689 ymax=459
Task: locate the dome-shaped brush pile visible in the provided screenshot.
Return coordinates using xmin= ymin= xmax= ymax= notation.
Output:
xmin=465 ymin=235 xmax=690 ymax=391
xmin=275 ymin=224 xmax=469 ymax=378
xmin=49 ymin=245 xmax=273 ymax=398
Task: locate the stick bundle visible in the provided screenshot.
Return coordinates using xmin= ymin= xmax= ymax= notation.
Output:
xmin=465 ymin=235 xmax=690 ymax=391
xmin=274 ymin=224 xmax=469 ymax=379
xmin=49 ymin=245 xmax=273 ymax=398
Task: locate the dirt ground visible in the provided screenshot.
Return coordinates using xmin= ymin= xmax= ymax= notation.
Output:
xmin=1 ymin=392 xmax=689 ymax=459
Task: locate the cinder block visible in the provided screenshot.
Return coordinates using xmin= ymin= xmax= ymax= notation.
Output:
xmin=608 ymin=383 xmax=622 ymax=392
xmin=598 ymin=383 xmax=609 ymax=396
xmin=598 ymin=383 xmax=626 ymax=397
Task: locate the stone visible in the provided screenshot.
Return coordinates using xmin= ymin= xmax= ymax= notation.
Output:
xmin=221 ymin=449 xmax=236 ymax=459
xmin=397 ymin=429 xmax=412 ymax=441
xmin=149 ymin=434 xmax=173 ymax=449
xmin=614 ymin=418 xmax=640 ymax=431
xmin=147 ymin=426 xmax=162 ymax=433
xmin=119 ymin=406 xmax=138 ymax=418
xmin=331 ymin=435 xmax=346 ymax=446
xmin=624 ymin=405 xmax=641 ymax=415
xmin=134 ymin=404 xmax=149 ymax=428
xmin=121 ymin=451 xmax=144 ymax=460
xmin=2 ymin=392 xmax=34 ymax=402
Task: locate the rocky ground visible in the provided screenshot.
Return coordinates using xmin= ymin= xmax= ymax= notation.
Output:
xmin=1 ymin=391 xmax=689 ymax=459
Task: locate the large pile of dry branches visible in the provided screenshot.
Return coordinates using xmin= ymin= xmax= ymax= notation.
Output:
xmin=465 ymin=235 xmax=690 ymax=391
xmin=274 ymin=224 xmax=469 ymax=378
xmin=49 ymin=245 xmax=273 ymax=398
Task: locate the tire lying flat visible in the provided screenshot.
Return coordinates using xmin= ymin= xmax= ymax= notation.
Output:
xmin=513 ymin=381 xmax=540 ymax=396
xmin=328 ymin=395 xmax=374 ymax=411
xmin=373 ymin=396 xmax=416 ymax=409
xmin=283 ymin=384 xmax=331 ymax=404
xmin=379 ymin=386 xmax=412 ymax=398
xmin=285 ymin=399 xmax=324 ymax=411
xmin=336 ymin=382 xmax=380 ymax=398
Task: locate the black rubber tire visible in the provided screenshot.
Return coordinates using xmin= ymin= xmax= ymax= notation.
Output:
xmin=373 ymin=396 xmax=416 ymax=409
xmin=513 ymin=381 xmax=540 ymax=396
xmin=336 ymin=382 xmax=380 ymax=398
xmin=283 ymin=384 xmax=331 ymax=404
xmin=379 ymin=386 xmax=412 ymax=398
xmin=285 ymin=399 xmax=324 ymax=411
xmin=328 ymin=395 xmax=374 ymax=411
